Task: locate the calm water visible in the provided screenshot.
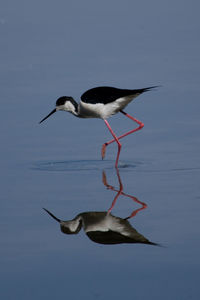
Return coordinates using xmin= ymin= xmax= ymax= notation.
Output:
xmin=0 ymin=0 xmax=200 ymax=299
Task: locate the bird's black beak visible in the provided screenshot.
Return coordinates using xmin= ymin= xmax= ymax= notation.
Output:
xmin=39 ymin=108 xmax=56 ymax=124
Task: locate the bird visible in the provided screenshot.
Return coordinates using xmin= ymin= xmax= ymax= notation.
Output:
xmin=43 ymin=168 xmax=159 ymax=246
xmin=39 ymin=86 xmax=158 ymax=167
xmin=43 ymin=208 xmax=158 ymax=246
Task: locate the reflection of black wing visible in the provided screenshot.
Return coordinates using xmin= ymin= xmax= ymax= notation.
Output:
xmin=81 ymin=86 xmax=154 ymax=104
xmin=86 ymin=230 xmax=157 ymax=245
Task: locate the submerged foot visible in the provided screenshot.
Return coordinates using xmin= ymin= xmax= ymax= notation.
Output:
xmin=101 ymin=143 xmax=107 ymax=160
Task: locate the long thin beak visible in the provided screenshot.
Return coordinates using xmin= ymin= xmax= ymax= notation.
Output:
xmin=39 ymin=108 xmax=56 ymax=124
xmin=43 ymin=208 xmax=61 ymax=223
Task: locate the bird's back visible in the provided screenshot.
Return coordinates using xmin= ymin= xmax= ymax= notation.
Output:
xmin=81 ymin=86 xmax=155 ymax=104
xmin=79 ymin=86 xmax=157 ymax=119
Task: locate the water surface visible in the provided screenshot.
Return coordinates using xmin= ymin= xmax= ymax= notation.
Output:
xmin=0 ymin=1 xmax=200 ymax=299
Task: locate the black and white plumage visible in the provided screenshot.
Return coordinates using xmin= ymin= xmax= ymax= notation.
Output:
xmin=39 ymin=86 xmax=157 ymax=167
xmin=43 ymin=208 xmax=157 ymax=246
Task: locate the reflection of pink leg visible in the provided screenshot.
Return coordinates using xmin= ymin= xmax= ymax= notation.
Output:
xmin=107 ymin=191 xmax=122 ymax=214
xmin=104 ymin=120 xmax=121 ymax=168
xmin=102 ymin=169 xmax=123 ymax=213
xmin=123 ymin=195 xmax=147 ymax=220
xmin=108 ymin=190 xmax=147 ymax=219
xmin=103 ymin=168 xmax=147 ymax=218
xmin=101 ymin=110 xmax=144 ymax=160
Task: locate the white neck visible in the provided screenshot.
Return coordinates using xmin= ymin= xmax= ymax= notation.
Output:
xmin=57 ymin=101 xmax=80 ymax=117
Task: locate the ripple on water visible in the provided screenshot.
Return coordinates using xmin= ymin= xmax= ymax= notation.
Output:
xmin=30 ymin=159 xmax=200 ymax=173
xmin=31 ymin=160 xmax=144 ymax=172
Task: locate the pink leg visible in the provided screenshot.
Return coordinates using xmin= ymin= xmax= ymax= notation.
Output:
xmin=123 ymin=195 xmax=147 ymax=220
xmin=107 ymin=190 xmax=122 ymax=214
xmin=102 ymin=168 xmax=123 ymax=213
xmin=101 ymin=110 xmax=144 ymax=160
xmin=103 ymin=168 xmax=147 ymax=218
xmin=104 ymin=119 xmax=121 ymax=168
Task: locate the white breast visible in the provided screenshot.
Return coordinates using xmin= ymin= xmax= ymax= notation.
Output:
xmin=79 ymin=95 xmax=136 ymax=119
xmin=83 ymin=214 xmax=129 ymax=235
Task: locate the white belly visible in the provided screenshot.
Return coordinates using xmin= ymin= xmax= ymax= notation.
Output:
xmin=79 ymin=95 xmax=135 ymax=119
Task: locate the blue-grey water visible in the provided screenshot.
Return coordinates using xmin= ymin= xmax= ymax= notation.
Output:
xmin=1 ymin=0 xmax=200 ymax=299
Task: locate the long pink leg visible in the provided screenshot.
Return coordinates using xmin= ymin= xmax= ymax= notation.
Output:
xmin=102 ymin=169 xmax=123 ymax=214
xmin=101 ymin=110 xmax=144 ymax=160
xmin=123 ymin=194 xmax=147 ymax=220
xmin=104 ymin=119 xmax=121 ymax=168
xmin=103 ymin=168 xmax=147 ymax=218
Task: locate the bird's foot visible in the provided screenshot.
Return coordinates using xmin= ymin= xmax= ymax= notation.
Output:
xmin=101 ymin=143 xmax=107 ymax=160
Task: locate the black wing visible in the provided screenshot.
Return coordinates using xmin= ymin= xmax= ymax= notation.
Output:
xmin=81 ymin=86 xmax=157 ymax=104
xmin=86 ymin=230 xmax=157 ymax=245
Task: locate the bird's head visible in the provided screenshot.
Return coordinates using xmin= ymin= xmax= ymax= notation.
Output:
xmin=43 ymin=208 xmax=82 ymax=235
xmin=39 ymin=96 xmax=78 ymax=124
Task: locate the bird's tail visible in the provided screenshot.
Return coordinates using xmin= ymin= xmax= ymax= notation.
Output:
xmin=140 ymin=85 xmax=160 ymax=93
xmin=145 ymin=241 xmax=163 ymax=247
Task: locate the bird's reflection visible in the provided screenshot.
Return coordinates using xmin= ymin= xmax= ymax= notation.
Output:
xmin=44 ymin=168 xmax=157 ymax=246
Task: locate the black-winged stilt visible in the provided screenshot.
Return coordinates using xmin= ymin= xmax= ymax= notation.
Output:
xmin=43 ymin=208 xmax=157 ymax=245
xmin=39 ymin=86 xmax=157 ymax=167
xmin=43 ymin=168 xmax=158 ymax=245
